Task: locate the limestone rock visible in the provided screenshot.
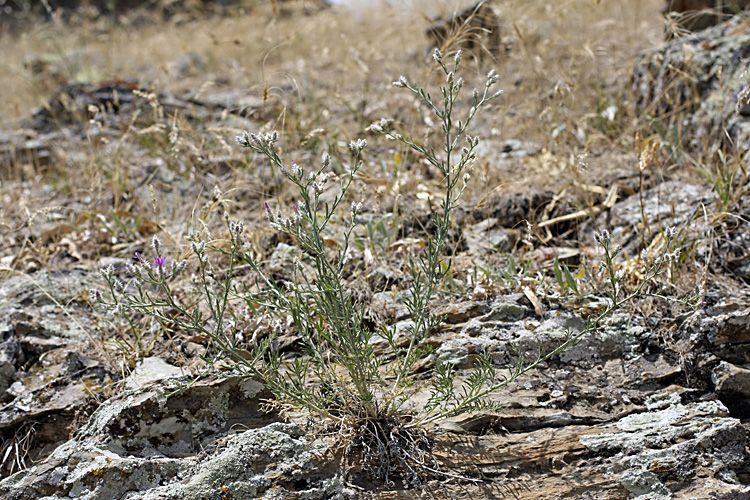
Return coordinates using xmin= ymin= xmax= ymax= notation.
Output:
xmin=593 ymin=180 xmax=712 ymax=258
xmin=124 ymin=357 xmax=184 ymax=391
xmin=580 ymin=391 xmax=748 ymax=499
xmin=633 ymin=15 xmax=750 ymax=153
xmin=0 ymin=421 xmax=347 ymax=500
xmin=0 ymin=378 xmax=330 ymax=500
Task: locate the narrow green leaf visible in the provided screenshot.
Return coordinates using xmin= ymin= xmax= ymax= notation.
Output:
xmin=563 ymin=264 xmax=579 ymax=296
xmin=553 ymin=256 xmax=565 ymax=290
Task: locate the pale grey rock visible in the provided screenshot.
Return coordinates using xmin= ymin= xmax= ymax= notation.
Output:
xmin=634 ymin=14 xmax=750 ymax=152
xmin=463 ymin=218 xmax=516 ymax=254
xmin=581 ymin=391 xmax=747 ymax=500
xmin=693 ymin=306 xmax=750 ymax=364
xmin=370 ymin=289 xmax=411 ymax=322
xmin=712 ymin=360 xmax=750 ymax=395
xmin=0 ymin=378 xmax=353 ymax=500
xmin=482 ymin=298 xmax=527 ymax=322
xmin=0 ymin=338 xmax=18 ymax=396
xmin=268 ymin=242 xmax=313 ymax=277
xmin=596 ymin=180 xmax=711 ymax=257
xmin=124 ymin=357 xmax=184 ymax=391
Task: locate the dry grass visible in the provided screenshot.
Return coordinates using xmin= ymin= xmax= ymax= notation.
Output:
xmin=2 ymin=0 xmax=745 ymax=484
xmin=0 ymin=0 xmax=693 ymax=280
xmin=0 ymin=0 xmax=680 ymax=329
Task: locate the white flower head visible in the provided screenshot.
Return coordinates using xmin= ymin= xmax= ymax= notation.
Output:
xmin=100 ymin=264 xmax=115 ymax=280
xmin=487 ymin=69 xmax=499 ymax=86
xmin=291 ymin=161 xmax=303 ymax=179
xmin=594 ymin=230 xmax=611 ymax=246
xmin=152 ymin=235 xmax=161 ymax=255
xmin=454 ymin=49 xmax=463 ymax=67
xmin=349 ymin=138 xmax=367 ymax=154
xmin=229 ymin=220 xmax=245 ymax=238
xmin=235 ymin=131 xmax=251 ymax=147
xmin=191 ymin=240 xmax=207 ymax=255
xmin=350 ymin=201 xmax=363 ymax=219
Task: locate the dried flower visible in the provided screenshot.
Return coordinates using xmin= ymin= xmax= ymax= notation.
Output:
xmin=230 ymin=220 xmax=245 ymax=238
xmin=171 ymin=259 xmax=188 ymax=274
xmin=89 ymin=289 xmax=103 ymax=303
xmin=594 ymin=230 xmax=611 ymax=246
xmin=393 ymin=76 xmax=408 ymax=88
xmin=665 ymin=248 xmax=681 ymax=263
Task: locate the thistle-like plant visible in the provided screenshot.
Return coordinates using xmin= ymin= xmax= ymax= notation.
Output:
xmin=91 ymin=48 xmax=697 ymax=485
xmin=368 ymin=48 xmax=504 ymax=424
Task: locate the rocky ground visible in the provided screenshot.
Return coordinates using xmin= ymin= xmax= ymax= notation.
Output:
xmin=1 ymin=0 xmax=750 ymax=499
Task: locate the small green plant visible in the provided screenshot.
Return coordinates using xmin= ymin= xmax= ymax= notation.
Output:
xmin=94 ymin=241 xmax=187 ymax=368
xmin=92 ymin=49 xmax=697 ymax=485
xmin=553 ymin=255 xmax=583 ymax=297
xmin=694 ymin=149 xmax=748 ymax=215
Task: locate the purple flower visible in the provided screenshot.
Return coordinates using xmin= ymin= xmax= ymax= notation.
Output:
xmin=265 ymin=202 xmax=270 ymax=211
xmin=153 ymin=256 xmax=167 ymax=269
xmin=134 ymin=252 xmax=142 ymax=262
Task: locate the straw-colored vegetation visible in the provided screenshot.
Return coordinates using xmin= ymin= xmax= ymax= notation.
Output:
xmin=0 ymin=0 xmax=741 ymax=486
